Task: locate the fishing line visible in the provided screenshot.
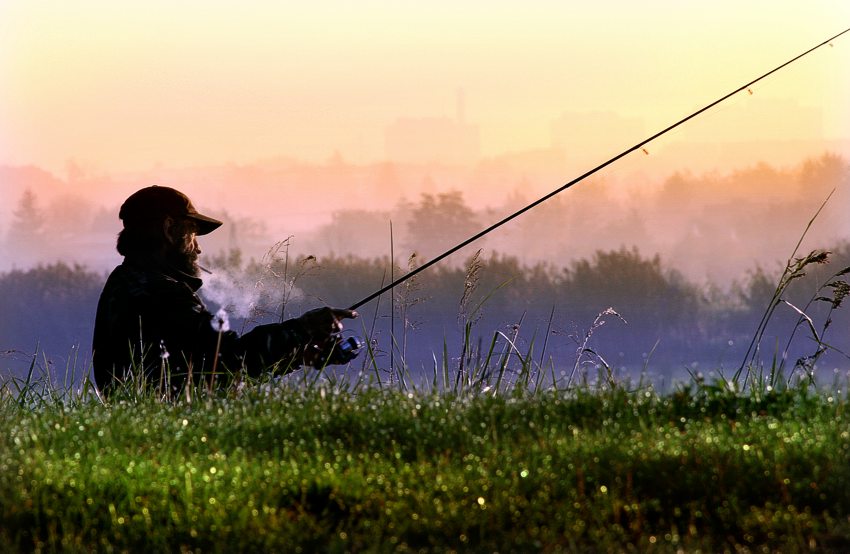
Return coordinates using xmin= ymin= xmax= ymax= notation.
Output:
xmin=349 ymin=26 xmax=850 ymax=311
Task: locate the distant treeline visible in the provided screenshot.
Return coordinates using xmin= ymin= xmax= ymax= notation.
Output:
xmin=5 ymin=243 xmax=846 ymax=384
xmin=206 ymin=242 xmax=850 ymax=379
xmin=3 ymin=154 xmax=848 ymax=288
xmin=0 ymin=262 xmax=103 ymax=380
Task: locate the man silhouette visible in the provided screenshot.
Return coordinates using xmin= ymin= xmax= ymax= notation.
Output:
xmin=92 ymin=185 xmax=357 ymax=393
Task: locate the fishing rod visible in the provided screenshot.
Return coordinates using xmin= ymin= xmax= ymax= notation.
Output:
xmin=348 ymin=26 xmax=850 ymax=312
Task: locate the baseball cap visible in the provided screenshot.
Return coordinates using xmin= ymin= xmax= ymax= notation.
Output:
xmin=119 ymin=186 xmax=223 ymax=235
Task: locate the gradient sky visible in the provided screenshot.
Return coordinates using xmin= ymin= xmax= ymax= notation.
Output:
xmin=1 ymin=1 xmax=849 ymax=175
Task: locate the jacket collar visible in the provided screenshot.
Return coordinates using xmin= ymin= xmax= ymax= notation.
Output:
xmin=123 ymin=255 xmax=204 ymax=292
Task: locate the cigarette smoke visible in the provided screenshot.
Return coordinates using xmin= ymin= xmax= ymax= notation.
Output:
xmin=200 ymin=265 xmax=305 ymax=322
xmin=201 ymin=270 xmax=262 ymax=320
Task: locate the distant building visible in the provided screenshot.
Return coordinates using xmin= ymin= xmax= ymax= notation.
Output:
xmin=384 ymin=91 xmax=480 ymax=165
xmin=550 ymin=111 xmax=645 ymax=168
xmin=680 ymin=97 xmax=822 ymax=143
xmin=385 ymin=117 xmax=480 ymax=166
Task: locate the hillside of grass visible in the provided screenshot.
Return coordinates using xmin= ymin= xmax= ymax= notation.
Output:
xmin=2 ymin=382 xmax=850 ymax=552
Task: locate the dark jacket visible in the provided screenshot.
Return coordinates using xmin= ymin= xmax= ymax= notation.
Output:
xmin=92 ymin=257 xmax=307 ymax=392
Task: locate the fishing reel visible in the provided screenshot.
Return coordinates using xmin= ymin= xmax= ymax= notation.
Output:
xmin=305 ymin=333 xmax=364 ymax=368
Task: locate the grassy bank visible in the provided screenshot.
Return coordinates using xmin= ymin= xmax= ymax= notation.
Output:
xmin=2 ymin=382 xmax=850 ymax=552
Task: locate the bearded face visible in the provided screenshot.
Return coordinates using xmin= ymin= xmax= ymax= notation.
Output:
xmin=165 ymin=219 xmax=201 ymax=277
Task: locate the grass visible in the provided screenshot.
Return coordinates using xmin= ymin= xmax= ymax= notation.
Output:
xmin=2 ymin=378 xmax=850 ymax=552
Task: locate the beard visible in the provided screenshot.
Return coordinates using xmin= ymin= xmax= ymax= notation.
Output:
xmin=165 ymin=243 xmax=200 ymax=277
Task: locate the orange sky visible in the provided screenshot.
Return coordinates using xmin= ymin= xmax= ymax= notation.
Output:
xmin=1 ymin=1 xmax=849 ymax=176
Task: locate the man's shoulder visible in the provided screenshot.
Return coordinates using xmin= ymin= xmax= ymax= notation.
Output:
xmin=106 ymin=260 xmax=165 ymax=286
xmin=104 ymin=260 xmax=190 ymax=300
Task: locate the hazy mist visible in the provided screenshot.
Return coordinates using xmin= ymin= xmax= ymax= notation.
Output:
xmin=2 ymin=149 xmax=849 ymax=389
xmin=2 ymin=147 xmax=848 ymax=285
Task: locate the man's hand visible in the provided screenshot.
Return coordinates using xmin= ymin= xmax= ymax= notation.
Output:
xmin=297 ymin=307 xmax=358 ymax=338
xmin=296 ymin=307 xmax=359 ymax=368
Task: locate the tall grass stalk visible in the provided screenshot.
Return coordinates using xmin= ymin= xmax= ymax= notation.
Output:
xmin=565 ymin=308 xmax=626 ymax=389
xmin=389 ymin=221 xmax=396 ymax=378
xmin=358 ymin=318 xmax=384 ymax=389
xmin=396 ymin=252 xmax=421 ymax=385
xmin=777 ymin=264 xmax=850 ymax=382
xmin=736 ymin=189 xmax=835 ymax=386
xmin=541 ymin=306 xmax=557 ymax=387
xmin=17 ymin=347 xmax=38 ymax=408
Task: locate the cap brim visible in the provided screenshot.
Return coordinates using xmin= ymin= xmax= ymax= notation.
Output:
xmin=189 ymin=213 xmax=223 ymax=235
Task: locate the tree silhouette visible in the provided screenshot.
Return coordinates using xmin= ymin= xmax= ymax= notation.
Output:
xmin=562 ymin=247 xmax=701 ymax=351
xmin=405 ymin=190 xmax=480 ymax=259
xmin=6 ymin=189 xmax=48 ymax=267
xmin=0 ymin=262 xmax=104 ymax=379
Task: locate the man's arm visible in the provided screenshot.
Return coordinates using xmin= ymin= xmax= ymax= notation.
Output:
xmin=223 ymin=307 xmax=359 ymax=377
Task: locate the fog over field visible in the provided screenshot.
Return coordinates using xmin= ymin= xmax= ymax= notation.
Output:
xmin=1 ymin=146 xmax=848 ymax=284
xmin=2 ymin=2 xmax=849 ymax=385
xmin=2 ymin=150 xmax=849 ymax=387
